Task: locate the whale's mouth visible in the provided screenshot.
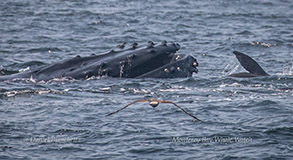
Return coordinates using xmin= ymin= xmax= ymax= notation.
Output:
xmin=137 ymin=53 xmax=199 ymax=78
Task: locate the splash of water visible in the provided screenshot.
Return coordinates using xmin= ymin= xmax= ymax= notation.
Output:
xmin=282 ymin=63 xmax=293 ymax=75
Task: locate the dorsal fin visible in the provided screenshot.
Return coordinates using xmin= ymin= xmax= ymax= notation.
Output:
xmin=233 ymin=51 xmax=269 ymax=76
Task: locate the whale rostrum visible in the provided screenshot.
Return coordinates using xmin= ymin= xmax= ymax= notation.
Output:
xmin=0 ymin=41 xmax=199 ymax=81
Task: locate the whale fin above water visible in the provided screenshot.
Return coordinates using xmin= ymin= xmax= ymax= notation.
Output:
xmin=229 ymin=51 xmax=269 ymax=77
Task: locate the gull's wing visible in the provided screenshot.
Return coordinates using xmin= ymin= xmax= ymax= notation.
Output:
xmin=106 ymin=99 xmax=148 ymax=116
xmin=161 ymin=100 xmax=201 ymax=121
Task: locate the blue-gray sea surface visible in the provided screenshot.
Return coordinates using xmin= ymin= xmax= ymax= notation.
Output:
xmin=0 ymin=0 xmax=293 ymax=159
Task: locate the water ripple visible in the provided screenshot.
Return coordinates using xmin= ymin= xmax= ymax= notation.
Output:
xmin=0 ymin=0 xmax=293 ymax=159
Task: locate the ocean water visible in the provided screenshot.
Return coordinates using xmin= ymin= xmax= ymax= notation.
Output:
xmin=0 ymin=0 xmax=293 ymax=159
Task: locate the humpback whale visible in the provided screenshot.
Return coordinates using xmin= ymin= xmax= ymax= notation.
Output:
xmin=0 ymin=41 xmax=199 ymax=81
xmin=229 ymin=51 xmax=270 ymax=78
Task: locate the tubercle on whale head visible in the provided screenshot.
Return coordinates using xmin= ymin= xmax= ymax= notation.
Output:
xmin=192 ymin=59 xmax=199 ymax=67
xmin=116 ymin=42 xmax=126 ymax=49
xmin=161 ymin=40 xmax=167 ymax=46
xmin=111 ymin=41 xmax=180 ymax=54
xmin=190 ymin=55 xmax=199 ymax=73
xmin=131 ymin=43 xmax=138 ymax=49
xmin=151 ymin=41 xmax=180 ymax=54
xmin=148 ymin=41 xmax=155 ymax=48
